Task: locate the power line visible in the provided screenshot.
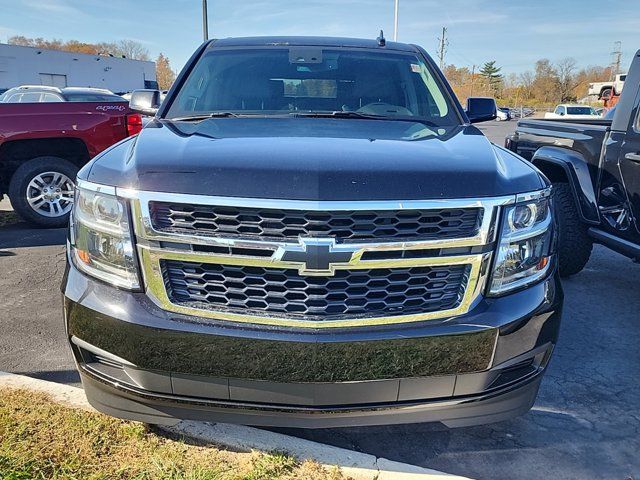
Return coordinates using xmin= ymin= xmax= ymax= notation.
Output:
xmin=436 ymin=27 xmax=448 ymax=70
xmin=470 ymin=64 xmax=476 ymax=96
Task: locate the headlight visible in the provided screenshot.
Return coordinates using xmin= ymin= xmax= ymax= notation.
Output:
xmin=70 ymin=183 xmax=140 ymax=289
xmin=489 ymin=190 xmax=554 ymax=295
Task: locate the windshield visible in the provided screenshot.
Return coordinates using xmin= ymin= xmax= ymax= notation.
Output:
xmin=566 ymin=106 xmax=597 ymax=115
xmin=165 ymin=47 xmax=459 ymax=125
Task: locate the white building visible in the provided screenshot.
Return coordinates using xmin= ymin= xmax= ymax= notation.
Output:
xmin=0 ymin=43 xmax=157 ymax=94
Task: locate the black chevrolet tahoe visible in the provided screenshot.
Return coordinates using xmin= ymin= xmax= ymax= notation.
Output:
xmin=506 ymin=49 xmax=640 ymax=276
xmin=63 ymin=36 xmax=562 ymax=428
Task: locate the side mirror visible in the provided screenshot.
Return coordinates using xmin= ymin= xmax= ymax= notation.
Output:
xmin=559 ymin=111 xmax=565 ymax=116
xmin=465 ymin=97 xmax=497 ymax=123
xmin=129 ymin=89 xmax=161 ymax=116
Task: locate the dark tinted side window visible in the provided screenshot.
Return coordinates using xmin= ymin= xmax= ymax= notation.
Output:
xmin=63 ymin=93 xmax=126 ymax=102
xmin=566 ymin=107 xmax=595 ymax=115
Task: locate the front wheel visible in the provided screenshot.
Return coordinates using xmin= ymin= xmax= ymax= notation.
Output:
xmin=8 ymin=156 xmax=78 ymax=228
xmin=553 ymin=182 xmax=593 ymax=276
xmin=600 ymin=88 xmax=612 ymax=100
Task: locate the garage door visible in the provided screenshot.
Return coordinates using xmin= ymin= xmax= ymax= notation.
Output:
xmin=39 ymin=73 xmax=67 ymax=87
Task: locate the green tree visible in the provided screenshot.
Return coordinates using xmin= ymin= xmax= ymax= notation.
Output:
xmin=479 ymin=61 xmax=503 ymax=94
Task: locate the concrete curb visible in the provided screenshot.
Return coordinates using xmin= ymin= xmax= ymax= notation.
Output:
xmin=0 ymin=372 xmax=472 ymax=480
xmin=0 ymin=371 xmax=93 ymax=410
xmin=168 ymin=420 xmax=470 ymax=479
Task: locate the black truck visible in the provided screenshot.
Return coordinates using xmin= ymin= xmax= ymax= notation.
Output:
xmin=63 ymin=36 xmax=562 ymax=428
xmin=506 ymin=49 xmax=640 ymax=276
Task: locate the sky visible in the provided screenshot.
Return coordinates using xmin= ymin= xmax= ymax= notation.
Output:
xmin=0 ymin=0 xmax=637 ymax=75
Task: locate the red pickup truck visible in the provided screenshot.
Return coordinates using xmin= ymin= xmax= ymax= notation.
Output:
xmin=0 ymin=101 xmax=142 ymax=227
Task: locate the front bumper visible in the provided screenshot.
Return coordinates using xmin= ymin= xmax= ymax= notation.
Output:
xmin=63 ymin=259 xmax=562 ymax=428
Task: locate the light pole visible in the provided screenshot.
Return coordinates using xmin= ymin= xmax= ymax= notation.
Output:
xmin=202 ymin=0 xmax=209 ymax=41
xmin=393 ymin=0 xmax=399 ymax=41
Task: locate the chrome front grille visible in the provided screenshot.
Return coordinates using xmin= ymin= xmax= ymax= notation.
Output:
xmin=118 ymin=189 xmax=519 ymax=328
xmin=162 ymin=260 xmax=470 ymax=320
xmin=149 ymin=201 xmax=483 ymax=242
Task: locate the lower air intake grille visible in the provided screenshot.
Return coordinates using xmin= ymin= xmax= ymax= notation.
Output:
xmin=162 ymin=260 xmax=470 ymax=321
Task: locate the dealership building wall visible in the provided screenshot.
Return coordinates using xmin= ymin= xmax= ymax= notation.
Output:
xmin=0 ymin=43 xmax=157 ymax=94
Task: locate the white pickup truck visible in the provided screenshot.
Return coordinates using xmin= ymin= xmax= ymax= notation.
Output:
xmin=588 ymin=73 xmax=626 ymax=99
xmin=544 ymin=104 xmax=600 ymax=120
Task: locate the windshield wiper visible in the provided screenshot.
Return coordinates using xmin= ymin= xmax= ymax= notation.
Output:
xmin=293 ymin=111 xmax=382 ymax=120
xmin=169 ymin=112 xmax=243 ymax=121
xmin=291 ymin=111 xmax=439 ymax=127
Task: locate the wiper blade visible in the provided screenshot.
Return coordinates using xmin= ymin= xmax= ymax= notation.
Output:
xmin=169 ymin=112 xmax=242 ymax=121
xmin=292 ymin=111 xmax=382 ymax=120
xmin=292 ymin=111 xmax=439 ymax=127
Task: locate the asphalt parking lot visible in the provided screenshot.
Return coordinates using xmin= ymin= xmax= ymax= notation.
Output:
xmin=0 ymin=120 xmax=638 ymax=480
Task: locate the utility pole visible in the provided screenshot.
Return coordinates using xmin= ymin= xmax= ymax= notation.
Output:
xmin=437 ymin=27 xmax=448 ymax=70
xmin=610 ymin=41 xmax=622 ymax=79
xmin=393 ymin=0 xmax=399 ymax=41
xmin=202 ymin=0 xmax=209 ymax=41
xmin=470 ymin=64 xmax=475 ymax=97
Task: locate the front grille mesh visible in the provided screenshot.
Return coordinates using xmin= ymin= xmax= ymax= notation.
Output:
xmin=162 ymin=260 xmax=469 ymax=320
xmin=150 ymin=202 xmax=482 ymax=242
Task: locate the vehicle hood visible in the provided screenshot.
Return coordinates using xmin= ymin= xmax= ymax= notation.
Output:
xmin=84 ymin=118 xmax=544 ymax=200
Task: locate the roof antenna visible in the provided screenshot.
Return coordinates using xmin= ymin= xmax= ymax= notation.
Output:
xmin=377 ymin=30 xmax=386 ymax=46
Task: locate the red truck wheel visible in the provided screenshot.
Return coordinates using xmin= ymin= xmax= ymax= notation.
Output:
xmin=8 ymin=156 xmax=78 ymax=228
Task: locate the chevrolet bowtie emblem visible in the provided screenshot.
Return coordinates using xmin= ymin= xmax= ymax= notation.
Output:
xmin=276 ymin=238 xmax=359 ymax=275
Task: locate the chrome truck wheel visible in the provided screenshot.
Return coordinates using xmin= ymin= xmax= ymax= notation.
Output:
xmin=8 ymin=156 xmax=79 ymax=228
xmin=26 ymin=171 xmax=75 ymax=217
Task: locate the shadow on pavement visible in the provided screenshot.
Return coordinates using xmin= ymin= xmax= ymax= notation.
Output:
xmin=0 ymin=223 xmax=66 ymax=249
xmin=15 ymin=369 xmax=81 ymax=385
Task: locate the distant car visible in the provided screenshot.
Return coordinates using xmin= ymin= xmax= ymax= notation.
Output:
xmin=496 ymin=107 xmax=511 ymax=121
xmin=0 ymin=85 xmax=126 ymax=103
xmin=510 ymin=107 xmax=534 ymax=119
xmin=544 ymin=104 xmax=599 ymax=120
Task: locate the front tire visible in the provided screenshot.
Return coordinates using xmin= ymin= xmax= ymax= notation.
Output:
xmin=600 ymin=88 xmax=612 ymax=100
xmin=553 ymin=182 xmax=592 ymax=276
xmin=8 ymin=156 xmax=78 ymax=228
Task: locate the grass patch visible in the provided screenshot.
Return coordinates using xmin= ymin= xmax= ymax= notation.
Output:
xmin=0 ymin=387 xmax=346 ymax=480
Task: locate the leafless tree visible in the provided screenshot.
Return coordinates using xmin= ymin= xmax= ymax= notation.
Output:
xmin=113 ymin=40 xmax=150 ymax=61
xmin=8 ymin=36 xmax=150 ymax=61
xmin=556 ymin=57 xmax=578 ymax=102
